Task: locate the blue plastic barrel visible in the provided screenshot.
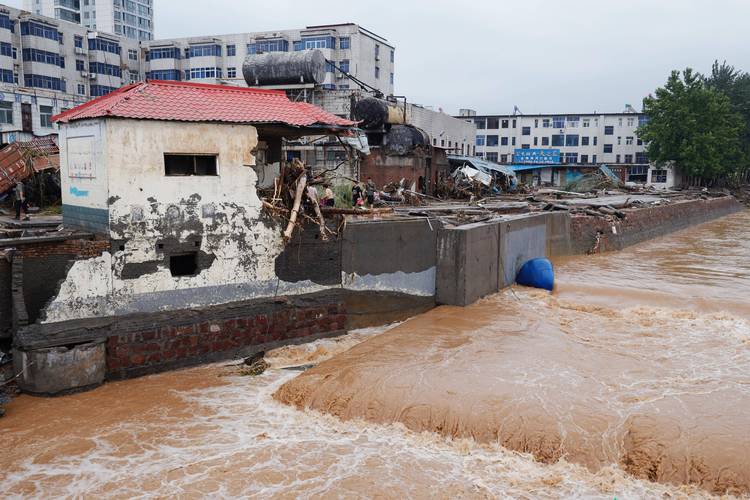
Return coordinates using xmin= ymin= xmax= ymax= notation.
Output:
xmin=516 ymin=258 xmax=555 ymax=291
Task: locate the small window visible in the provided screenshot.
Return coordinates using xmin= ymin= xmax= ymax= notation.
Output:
xmin=227 ymin=44 xmax=236 ymax=56
xmin=521 ymin=126 xmax=531 ymax=135
xmin=40 ymin=105 xmax=53 ymax=128
xmin=164 ymin=154 xmax=217 ymax=176
xmin=603 ymin=144 xmax=613 ymax=153
xmin=0 ymin=101 xmax=12 ymax=124
xmin=651 ymin=169 xmax=667 ymax=183
xmin=170 ymin=253 xmax=198 ymax=277
xmin=604 ymin=125 xmax=614 ymax=135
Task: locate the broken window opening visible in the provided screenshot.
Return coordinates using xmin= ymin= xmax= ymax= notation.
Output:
xmin=169 ymin=252 xmax=199 ymax=277
xmin=164 ymin=154 xmax=218 ymax=177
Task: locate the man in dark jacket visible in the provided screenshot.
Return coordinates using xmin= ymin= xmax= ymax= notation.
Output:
xmin=14 ymin=181 xmax=29 ymax=220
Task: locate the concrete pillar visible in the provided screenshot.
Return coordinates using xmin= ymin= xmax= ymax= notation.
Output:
xmin=13 ymin=341 xmax=106 ymax=396
xmin=436 ymin=220 xmax=500 ymax=306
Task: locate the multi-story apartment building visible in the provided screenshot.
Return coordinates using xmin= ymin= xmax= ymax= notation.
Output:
xmin=141 ymin=23 xmax=394 ymax=96
xmin=460 ymin=110 xmax=677 ymax=188
xmin=23 ymin=0 xmax=154 ymax=41
xmin=0 ymin=5 xmax=471 ymax=182
xmin=0 ymin=3 xmax=142 ymax=142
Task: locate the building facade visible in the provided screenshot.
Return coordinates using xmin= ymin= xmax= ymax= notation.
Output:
xmin=141 ymin=23 xmax=394 ymax=96
xmin=22 ymin=0 xmax=154 ymax=41
xmin=0 ymin=3 xmax=141 ymax=143
xmin=461 ymin=110 xmax=677 ymax=188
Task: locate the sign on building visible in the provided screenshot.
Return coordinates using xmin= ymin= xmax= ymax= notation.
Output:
xmin=513 ymin=149 xmax=560 ymax=164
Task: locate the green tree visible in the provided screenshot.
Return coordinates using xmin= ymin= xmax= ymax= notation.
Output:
xmin=638 ymin=68 xmax=744 ymax=182
xmin=704 ymin=60 xmax=750 ymax=178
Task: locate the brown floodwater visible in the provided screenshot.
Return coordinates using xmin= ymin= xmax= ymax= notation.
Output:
xmin=2 ymin=211 xmax=750 ymax=498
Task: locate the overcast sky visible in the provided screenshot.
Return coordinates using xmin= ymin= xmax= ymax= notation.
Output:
xmin=6 ymin=0 xmax=749 ymax=114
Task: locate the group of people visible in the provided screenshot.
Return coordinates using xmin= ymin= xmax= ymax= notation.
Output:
xmin=307 ymin=178 xmax=378 ymax=209
xmin=306 ymin=183 xmax=336 ymax=208
xmin=351 ymin=177 xmax=377 ymax=207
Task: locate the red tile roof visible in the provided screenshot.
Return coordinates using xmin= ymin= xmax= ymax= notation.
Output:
xmin=53 ymin=80 xmax=355 ymax=129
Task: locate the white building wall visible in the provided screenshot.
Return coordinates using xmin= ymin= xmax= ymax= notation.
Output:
xmin=142 ymin=24 xmax=395 ymax=96
xmin=410 ymin=105 xmax=476 ymax=156
xmin=467 ymin=112 xmax=653 ymax=181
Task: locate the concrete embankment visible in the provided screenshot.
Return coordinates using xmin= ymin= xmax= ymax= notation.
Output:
xmin=7 ymin=194 xmax=742 ymax=395
xmin=435 ymin=195 xmax=742 ymax=306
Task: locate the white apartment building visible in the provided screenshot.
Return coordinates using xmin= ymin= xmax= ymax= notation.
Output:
xmin=23 ymin=0 xmax=154 ymax=41
xmin=142 ymin=23 xmax=394 ymax=96
xmin=0 ymin=3 xmax=142 ymax=141
xmin=460 ymin=110 xmax=678 ymax=188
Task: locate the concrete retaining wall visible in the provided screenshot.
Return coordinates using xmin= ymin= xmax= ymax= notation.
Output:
xmin=436 ymin=196 xmax=742 ymax=305
xmin=14 ymin=289 xmax=424 ymax=385
xmin=342 ymin=218 xmax=438 ymax=296
xmin=437 ymin=212 xmax=558 ymax=306
xmin=567 ymin=196 xmax=743 ymax=255
xmin=436 ymin=220 xmax=499 ymax=306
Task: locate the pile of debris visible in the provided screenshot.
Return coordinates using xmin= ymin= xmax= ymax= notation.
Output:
xmin=0 ymin=137 xmax=61 ymax=212
xmin=563 ymin=165 xmax=623 ymax=194
xmin=260 ymin=159 xmax=394 ymax=244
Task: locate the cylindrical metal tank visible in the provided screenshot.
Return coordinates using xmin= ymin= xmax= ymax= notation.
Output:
xmin=385 ymin=125 xmax=430 ymax=156
xmin=354 ymin=97 xmax=411 ymax=129
xmin=243 ymin=49 xmax=327 ymax=86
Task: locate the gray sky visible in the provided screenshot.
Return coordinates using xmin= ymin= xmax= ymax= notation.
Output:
xmin=6 ymin=0 xmax=750 ymax=114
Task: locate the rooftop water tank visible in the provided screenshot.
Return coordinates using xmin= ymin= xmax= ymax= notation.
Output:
xmin=353 ymin=97 xmax=411 ymax=129
xmin=243 ymin=49 xmax=327 ymax=86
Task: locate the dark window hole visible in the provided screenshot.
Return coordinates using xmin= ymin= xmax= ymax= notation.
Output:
xmin=170 ymin=253 xmax=198 ymax=277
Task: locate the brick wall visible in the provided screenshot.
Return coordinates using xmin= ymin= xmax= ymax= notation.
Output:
xmin=570 ymin=196 xmax=742 ymax=254
xmin=16 ymin=239 xmax=110 ymax=259
xmin=105 ymin=298 xmax=347 ymax=380
xmin=0 ymin=260 xmax=10 ymax=337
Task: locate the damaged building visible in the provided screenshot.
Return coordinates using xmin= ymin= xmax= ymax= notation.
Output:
xmin=7 ymin=80 xmax=371 ymax=394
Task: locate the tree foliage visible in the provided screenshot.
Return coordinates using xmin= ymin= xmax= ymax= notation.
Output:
xmin=705 ymin=60 xmax=750 ymax=176
xmin=638 ymin=67 xmax=744 ymax=181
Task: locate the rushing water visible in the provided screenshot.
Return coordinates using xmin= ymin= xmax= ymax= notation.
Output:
xmin=2 ymin=211 xmax=750 ymax=498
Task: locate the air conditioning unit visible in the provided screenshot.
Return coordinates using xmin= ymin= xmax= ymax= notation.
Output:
xmin=88 ymin=73 xmax=97 ymax=80
xmin=75 ymin=47 xmax=85 ymax=55
xmin=80 ymin=71 xmax=89 ymax=77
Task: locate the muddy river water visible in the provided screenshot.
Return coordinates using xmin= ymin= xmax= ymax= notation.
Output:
xmin=2 ymin=211 xmax=750 ymax=498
